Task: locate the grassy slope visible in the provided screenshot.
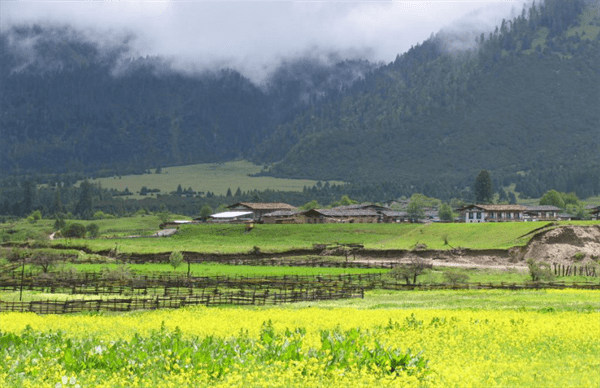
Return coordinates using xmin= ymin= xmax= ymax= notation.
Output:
xmin=79 ymin=161 xmax=343 ymax=198
xmin=52 ymin=222 xmax=558 ymax=254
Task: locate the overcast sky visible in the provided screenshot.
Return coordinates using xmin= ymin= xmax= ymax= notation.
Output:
xmin=1 ymin=0 xmax=528 ymax=82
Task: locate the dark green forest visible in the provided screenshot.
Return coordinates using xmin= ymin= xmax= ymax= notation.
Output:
xmin=0 ymin=26 xmax=373 ymax=175
xmin=0 ymin=0 xmax=599 ymax=218
xmin=254 ymin=0 xmax=599 ymax=198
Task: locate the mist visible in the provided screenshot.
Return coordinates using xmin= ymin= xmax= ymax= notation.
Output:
xmin=1 ymin=0 xmax=528 ymax=83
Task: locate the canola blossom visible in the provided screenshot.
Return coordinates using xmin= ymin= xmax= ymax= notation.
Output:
xmin=1 ymin=291 xmax=599 ymax=387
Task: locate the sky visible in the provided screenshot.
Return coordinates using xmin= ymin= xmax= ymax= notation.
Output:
xmin=1 ymin=0 xmax=528 ymax=82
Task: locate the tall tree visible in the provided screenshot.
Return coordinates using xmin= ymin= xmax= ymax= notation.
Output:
xmin=539 ymin=190 xmax=565 ymax=208
xmin=20 ymin=180 xmax=36 ymax=216
xmin=438 ymin=203 xmax=454 ymax=222
xmin=407 ymin=197 xmax=425 ymax=222
xmin=75 ymin=180 xmax=94 ymax=219
xmin=474 ymin=170 xmax=493 ymax=204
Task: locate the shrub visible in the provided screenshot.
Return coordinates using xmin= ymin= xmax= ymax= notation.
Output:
xmin=526 ymin=258 xmax=554 ymax=282
xmin=62 ymin=223 xmax=86 ymax=238
xmin=53 ymin=217 xmax=66 ymax=231
xmin=443 ymin=271 xmax=469 ymax=285
xmin=93 ymin=211 xmax=113 ymax=220
xmin=573 ymin=252 xmax=585 ymax=262
xmin=86 ymin=223 xmax=100 ymax=238
xmin=388 ymin=258 xmax=432 ymax=285
xmin=169 ymin=250 xmax=184 ymax=270
xmin=101 ymin=265 xmax=134 ymax=281
xmin=29 ymin=250 xmax=63 ymax=273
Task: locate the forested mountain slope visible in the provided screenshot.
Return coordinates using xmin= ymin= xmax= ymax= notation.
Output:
xmin=252 ymin=0 xmax=600 ymax=197
xmin=1 ymin=0 xmax=598 ymax=199
xmin=0 ymin=26 xmax=374 ymax=175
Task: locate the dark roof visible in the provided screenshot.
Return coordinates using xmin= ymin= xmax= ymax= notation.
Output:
xmin=463 ymin=204 xmax=527 ymax=211
xmin=525 ymin=206 xmax=561 ymax=211
xmin=263 ymin=210 xmax=300 ymax=217
xmin=331 ymin=203 xmax=391 ymax=211
xmin=304 ymin=209 xmax=379 ymax=217
xmin=381 ymin=210 xmax=408 ymax=217
xmin=227 ymin=202 xmax=297 ymax=211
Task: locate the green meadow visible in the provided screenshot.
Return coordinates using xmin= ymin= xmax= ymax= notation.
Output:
xmin=51 ymin=222 xmax=555 ymax=254
xmin=81 ymin=160 xmax=344 ymax=198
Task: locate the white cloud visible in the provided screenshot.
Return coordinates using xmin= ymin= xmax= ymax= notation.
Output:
xmin=1 ymin=0 xmax=527 ymax=82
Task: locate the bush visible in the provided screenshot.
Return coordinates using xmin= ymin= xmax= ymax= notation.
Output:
xmin=53 ymin=217 xmax=66 ymax=231
xmin=101 ymin=265 xmax=134 ymax=281
xmin=169 ymin=250 xmax=184 ymax=270
xmin=62 ymin=223 xmax=86 ymax=238
xmin=388 ymin=258 xmax=432 ymax=285
xmin=443 ymin=271 xmax=469 ymax=285
xmin=93 ymin=211 xmax=114 ymax=220
xmin=86 ymin=223 xmax=100 ymax=238
xmin=573 ymin=252 xmax=585 ymax=262
xmin=29 ymin=250 xmax=63 ymax=273
xmin=526 ymin=258 xmax=554 ymax=282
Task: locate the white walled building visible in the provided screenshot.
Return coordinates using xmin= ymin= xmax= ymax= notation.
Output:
xmin=462 ymin=204 xmax=527 ymax=223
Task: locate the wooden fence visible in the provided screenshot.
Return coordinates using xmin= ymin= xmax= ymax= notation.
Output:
xmin=0 ymin=287 xmax=365 ymax=314
xmin=553 ymin=263 xmax=598 ymax=277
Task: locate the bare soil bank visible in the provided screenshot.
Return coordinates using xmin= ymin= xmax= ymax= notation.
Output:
xmin=46 ymin=225 xmax=600 ymax=270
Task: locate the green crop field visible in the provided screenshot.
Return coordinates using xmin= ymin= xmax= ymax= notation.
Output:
xmin=79 ymin=160 xmax=344 ymax=198
xmin=53 ymin=222 xmax=555 ymax=254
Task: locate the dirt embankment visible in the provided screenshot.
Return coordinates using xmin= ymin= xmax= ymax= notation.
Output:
xmin=521 ymin=224 xmax=600 ymax=264
xmin=44 ymin=225 xmax=600 ymax=270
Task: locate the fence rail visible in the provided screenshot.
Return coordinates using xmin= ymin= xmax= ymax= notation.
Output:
xmin=553 ymin=263 xmax=598 ymax=277
xmin=0 ymin=287 xmax=365 ymax=314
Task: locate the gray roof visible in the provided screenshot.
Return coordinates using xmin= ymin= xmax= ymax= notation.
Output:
xmin=305 ymin=209 xmax=379 ymax=217
xmin=381 ymin=210 xmax=408 ymax=217
xmin=526 ymin=206 xmax=561 ymax=211
xmin=263 ymin=210 xmax=300 ymax=217
xmin=332 ymin=203 xmax=390 ymax=211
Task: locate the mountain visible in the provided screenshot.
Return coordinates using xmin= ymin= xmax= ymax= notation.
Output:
xmin=251 ymin=0 xmax=600 ymax=198
xmin=1 ymin=0 xmax=599 ymax=199
xmin=0 ymin=26 xmax=375 ymax=175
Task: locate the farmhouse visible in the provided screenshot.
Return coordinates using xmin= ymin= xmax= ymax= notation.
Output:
xmin=303 ymin=209 xmax=379 ymax=224
xmin=226 ymin=202 xmax=297 ymax=221
xmin=461 ymin=204 xmax=527 ymax=223
xmin=209 ymin=211 xmax=254 ymax=223
xmin=332 ymin=203 xmax=391 ymax=212
xmin=159 ymin=220 xmax=194 ymax=229
xmin=524 ymin=205 xmax=561 ymax=221
xmin=262 ymin=210 xmax=303 ymax=224
xmin=590 ymin=206 xmax=600 ymax=220
xmin=380 ymin=210 xmax=410 ymax=223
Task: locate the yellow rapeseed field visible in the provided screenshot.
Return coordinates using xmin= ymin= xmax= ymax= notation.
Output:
xmin=1 ymin=290 xmax=599 ymax=387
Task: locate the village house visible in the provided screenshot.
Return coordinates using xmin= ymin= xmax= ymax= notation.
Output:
xmin=461 ymin=204 xmax=527 ymax=223
xmin=262 ymin=210 xmax=303 ymax=224
xmin=380 ymin=210 xmax=410 ymax=223
xmin=159 ymin=220 xmax=194 ymax=229
xmin=302 ymin=208 xmax=379 ymax=224
xmin=332 ymin=203 xmax=391 ymax=212
xmin=590 ymin=206 xmax=600 ymax=220
xmin=524 ymin=205 xmax=561 ymax=221
xmin=208 ymin=211 xmax=254 ymax=223
xmin=226 ymin=202 xmax=297 ymax=221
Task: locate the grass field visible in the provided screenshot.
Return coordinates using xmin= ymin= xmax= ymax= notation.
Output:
xmin=0 ymin=215 xmax=186 ymax=242
xmin=79 ymin=160 xmax=344 ymax=198
xmin=52 ymin=222 xmax=555 ymax=254
xmin=1 ymin=289 xmax=598 ymax=388
xmin=59 ymin=262 xmax=387 ymax=277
